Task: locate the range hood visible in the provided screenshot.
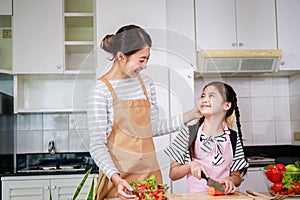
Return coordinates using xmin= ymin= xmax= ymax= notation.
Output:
xmin=197 ymin=49 xmax=282 ymax=74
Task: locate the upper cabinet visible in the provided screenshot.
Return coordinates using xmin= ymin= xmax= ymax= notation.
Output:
xmin=277 ymin=0 xmax=300 ymax=70
xmin=13 ymin=0 xmax=96 ymax=74
xmin=64 ymin=0 xmax=96 ymax=74
xmin=0 ymin=16 xmax=12 ymax=74
xmin=0 ymin=0 xmax=12 ymax=15
xmin=13 ymin=0 xmax=64 ymax=74
xmin=195 ymin=0 xmax=277 ymax=50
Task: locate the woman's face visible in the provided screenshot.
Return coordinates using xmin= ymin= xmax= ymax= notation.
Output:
xmin=121 ymin=45 xmax=150 ymax=78
xmin=197 ymin=85 xmax=230 ymax=117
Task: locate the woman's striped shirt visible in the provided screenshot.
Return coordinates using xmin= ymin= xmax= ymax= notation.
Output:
xmin=87 ymin=74 xmax=185 ymax=180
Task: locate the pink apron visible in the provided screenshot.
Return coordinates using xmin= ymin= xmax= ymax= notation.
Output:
xmin=187 ymin=124 xmax=233 ymax=193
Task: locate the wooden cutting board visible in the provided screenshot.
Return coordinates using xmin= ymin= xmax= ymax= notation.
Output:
xmin=165 ymin=191 xmax=254 ymax=200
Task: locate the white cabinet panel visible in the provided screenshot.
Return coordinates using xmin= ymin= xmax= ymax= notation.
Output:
xmin=236 ymin=0 xmax=277 ymax=49
xmin=195 ymin=0 xmax=236 ymax=50
xmin=169 ymin=69 xmax=194 ymax=193
xmin=277 ymin=0 xmax=300 ymax=70
xmin=1 ymin=174 xmax=96 ymax=200
xmin=2 ymin=179 xmax=49 ymax=200
xmin=0 ymin=0 xmax=12 ymax=15
xmin=14 ymin=74 xmax=95 ymax=113
xmin=195 ymin=0 xmax=277 ymax=50
xmin=13 ymin=0 xmax=63 ymax=74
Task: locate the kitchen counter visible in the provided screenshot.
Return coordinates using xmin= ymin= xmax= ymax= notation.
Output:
xmin=102 ymin=192 xmax=254 ymax=200
xmin=165 ymin=192 xmax=254 ymax=199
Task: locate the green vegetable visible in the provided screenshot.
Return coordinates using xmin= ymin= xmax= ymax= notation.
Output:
xmin=282 ymin=172 xmax=299 ymax=189
xmin=285 ymin=164 xmax=300 ymax=172
xmin=282 ymin=161 xmax=300 ymax=190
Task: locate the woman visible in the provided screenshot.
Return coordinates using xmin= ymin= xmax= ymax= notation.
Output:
xmin=165 ymin=81 xmax=249 ymax=194
xmin=87 ymin=24 xmax=200 ymax=199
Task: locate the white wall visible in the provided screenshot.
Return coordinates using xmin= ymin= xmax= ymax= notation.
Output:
xmin=194 ymin=76 xmax=292 ymax=146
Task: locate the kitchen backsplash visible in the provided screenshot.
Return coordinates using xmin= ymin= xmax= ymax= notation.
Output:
xmin=16 ymin=112 xmax=89 ymax=153
xmin=194 ymin=73 xmax=300 ymax=146
xmin=14 ymin=73 xmax=300 ymax=153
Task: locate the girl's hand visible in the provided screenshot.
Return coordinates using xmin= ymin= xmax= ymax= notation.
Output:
xmin=187 ymin=161 xmax=208 ymax=179
xmin=218 ymin=177 xmax=236 ymax=194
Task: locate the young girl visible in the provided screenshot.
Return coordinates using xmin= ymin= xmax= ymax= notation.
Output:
xmin=165 ymin=81 xmax=249 ymax=194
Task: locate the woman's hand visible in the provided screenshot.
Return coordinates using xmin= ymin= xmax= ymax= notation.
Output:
xmin=218 ymin=177 xmax=236 ymax=194
xmin=111 ymin=173 xmax=138 ymax=199
xmin=187 ymin=161 xmax=207 ymax=179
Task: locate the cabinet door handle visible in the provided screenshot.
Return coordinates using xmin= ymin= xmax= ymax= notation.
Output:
xmin=232 ymin=42 xmax=236 ymax=47
xmin=56 ymin=64 xmax=62 ymax=69
xmin=51 ymin=186 xmax=56 ymax=190
xmin=280 ymin=61 xmax=285 ymax=65
xmin=44 ymin=186 xmax=49 ymax=190
xmin=238 ymin=42 xmax=244 ymax=47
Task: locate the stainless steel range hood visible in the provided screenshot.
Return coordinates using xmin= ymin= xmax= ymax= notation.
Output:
xmin=197 ymin=49 xmax=282 ymax=74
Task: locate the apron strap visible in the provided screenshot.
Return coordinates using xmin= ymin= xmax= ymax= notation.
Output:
xmin=99 ymin=77 xmax=118 ymax=100
xmin=137 ymin=75 xmax=149 ymax=101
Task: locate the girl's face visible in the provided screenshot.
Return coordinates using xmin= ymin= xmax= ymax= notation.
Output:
xmin=119 ymin=45 xmax=150 ymax=78
xmin=197 ymin=85 xmax=231 ymax=117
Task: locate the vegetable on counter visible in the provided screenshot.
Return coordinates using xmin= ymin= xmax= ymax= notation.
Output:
xmin=208 ymin=186 xmax=225 ymax=196
xmin=129 ymin=175 xmax=168 ymax=200
xmin=265 ymin=161 xmax=300 ymax=196
xmin=265 ymin=163 xmax=286 ymax=183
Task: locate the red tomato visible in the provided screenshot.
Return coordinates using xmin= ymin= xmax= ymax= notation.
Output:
xmin=293 ymin=181 xmax=300 ymax=194
xmin=287 ymin=188 xmax=295 ymax=195
xmin=265 ymin=164 xmax=286 ymax=183
xmin=272 ymin=182 xmax=284 ymax=193
xmin=275 ymin=164 xmax=286 ymax=172
xmin=280 ymin=190 xmax=288 ymax=195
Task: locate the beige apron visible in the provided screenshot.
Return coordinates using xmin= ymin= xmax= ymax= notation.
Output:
xmin=96 ymin=76 xmax=162 ymax=199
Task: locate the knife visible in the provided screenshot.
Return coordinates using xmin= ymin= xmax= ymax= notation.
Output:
xmin=201 ymin=171 xmax=225 ymax=192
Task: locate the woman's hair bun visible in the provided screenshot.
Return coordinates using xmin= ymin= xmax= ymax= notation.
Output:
xmin=101 ymin=34 xmax=114 ymax=53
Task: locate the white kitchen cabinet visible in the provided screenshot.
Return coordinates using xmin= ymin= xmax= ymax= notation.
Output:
xmin=0 ymin=16 xmax=12 ymax=74
xmin=166 ymin=0 xmax=197 ymax=70
xmin=0 ymin=0 xmax=12 ymax=15
xmin=1 ymin=174 xmax=96 ymax=200
xmin=277 ymin=0 xmax=300 ymax=70
xmin=13 ymin=0 xmax=64 ymax=74
xmin=195 ymin=0 xmax=277 ymax=50
xmin=13 ymin=0 xmax=96 ymax=74
xmin=169 ymin=69 xmax=195 ymax=194
xmin=14 ymin=74 xmax=95 ymax=113
xmin=64 ymin=0 xmax=96 ymax=74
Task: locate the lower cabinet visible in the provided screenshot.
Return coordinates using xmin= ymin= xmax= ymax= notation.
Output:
xmin=238 ymin=167 xmax=268 ymax=193
xmin=1 ymin=174 xmax=96 ymax=200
